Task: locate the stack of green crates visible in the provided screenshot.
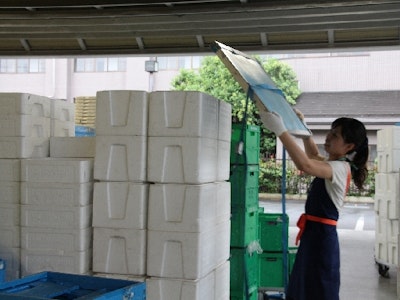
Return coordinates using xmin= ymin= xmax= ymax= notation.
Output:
xmin=229 ymin=123 xmax=261 ymax=300
xmin=258 ymin=211 xmax=297 ymax=289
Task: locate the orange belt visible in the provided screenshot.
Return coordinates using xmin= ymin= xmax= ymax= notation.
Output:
xmin=295 ymin=213 xmax=338 ymax=245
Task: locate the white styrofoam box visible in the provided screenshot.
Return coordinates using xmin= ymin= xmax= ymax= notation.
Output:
xmin=93 ymin=182 xmax=148 ymax=229
xmin=21 ymin=182 xmax=93 ymax=207
xmin=213 ymin=221 xmax=231 ymax=267
xmin=21 ymin=204 xmax=92 ymax=229
xmin=0 ymin=248 xmax=21 ymax=281
xmin=377 ymin=126 xmax=400 ymax=152
xmin=94 ymin=135 xmax=147 ymax=182
xmin=51 ymin=99 xmax=75 ymax=122
xmin=0 ymin=203 xmax=20 ymax=227
xmin=374 ymin=172 xmax=400 ymax=198
xmin=50 ymin=136 xmax=95 ymax=158
xmin=0 ymin=115 xmax=50 ymax=137
xmin=147 ymin=136 xmax=218 ymax=184
xmin=21 ymin=227 xmax=92 ymax=252
xmin=21 ymin=248 xmax=91 ymax=277
xmin=375 ymin=241 xmax=388 ymax=265
xmin=148 ymin=91 xmax=219 ymax=139
xmin=0 ymin=93 xmax=51 ymax=117
xmin=374 ymin=192 xmax=399 ymax=219
xmin=96 ymin=90 xmax=148 ymax=136
xmin=21 ymin=158 xmax=93 ymax=183
xmin=218 ymin=100 xmax=232 ymax=142
xmin=51 ymin=120 xmax=75 ymax=137
xmin=214 ymin=260 xmax=230 ymax=300
xmin=146 ymin=271 xmax=215 ymax=300
xmin=0 ymin=159 xmax=20 ymax=181
xmin=215 ymin=181 xmax=231 ymax=224
xmin=147 ymin=221 xmax=230 ymax=280
xmin=0 ymin=225 xmax=20 ymax=248
xmin=0 ymin=137 xmax=49 ymax=158
xmin=388 ymin=242 xmax=398 ymax=266
xmin=0 ymin=181 xmax=20 ymax=204
xmin=375 ymin=215 xmax=387 ymax=245
xmin=376 ymin=149 xmax=400 ymax=173
xmin=217 ymin=140 xmax=230 ymax=181
xmin=387 ymin=219 xmax=399 ymax=244
xmin=148 ymin=183 xmax=218 ymax=232
xmin=92 ymin=227 xmax=147 ymax=276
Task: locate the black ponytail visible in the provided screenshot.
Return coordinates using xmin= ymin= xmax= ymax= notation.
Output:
xmin=332 ymin=118 xmax=369 ymax=190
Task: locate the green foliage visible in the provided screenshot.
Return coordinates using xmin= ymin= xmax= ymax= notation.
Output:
xmin=259 ymin=159 xmax=282 ymax=193
xmin=171 ymin=55 xmax=301 ymax=156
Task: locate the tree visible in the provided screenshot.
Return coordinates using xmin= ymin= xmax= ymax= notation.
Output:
xmin=171 ymin=55 xmax=301 ymax=156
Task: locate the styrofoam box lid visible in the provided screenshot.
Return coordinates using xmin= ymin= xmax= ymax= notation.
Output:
xmin=0 ymin=93 xmax=51 ymax=117
xmin=21 ymin=158 xmax=94 ymax=183
xmin=21 ymin=182 xmax=93 ymax=207
xmin=50 ymin=137 xmax=96 ymax=158
xmin=0 ymin=137 xmax=49 ymax=159
xmin=148 ymin=91 xmax=219 ymax=139
xmin=21 ymin=226 xmax=92 ymax=252
xmin=95 ymin=90 xmax=148 ymax=136
xmin=92 ymin=227 xmax=147 ymax=276
xmin=0 ymin=159 xmax=21 ymax=181
xmin=93 ymin=182 xmax=148 ymax=229
xmin=50 ymin=99 xmax=75 ymax=121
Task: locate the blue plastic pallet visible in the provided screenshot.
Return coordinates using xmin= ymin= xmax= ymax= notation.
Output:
xmin=0 ymin=271 xmax=145 ymax=299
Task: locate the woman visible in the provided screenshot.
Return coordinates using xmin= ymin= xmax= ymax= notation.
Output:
xmin=261 ymin=110 xmax=369 ymax=300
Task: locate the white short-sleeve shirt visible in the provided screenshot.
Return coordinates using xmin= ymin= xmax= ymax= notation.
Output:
xmin=325 ymin=160 xmax=351 ymax=210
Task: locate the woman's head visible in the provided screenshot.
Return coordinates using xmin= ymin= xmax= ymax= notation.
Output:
xmin=331 ymin=117 xmax=369 ymax=190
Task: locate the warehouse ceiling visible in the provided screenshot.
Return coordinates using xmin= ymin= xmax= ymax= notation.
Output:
xmin=0 ymin=0 xmax=399 ymax=56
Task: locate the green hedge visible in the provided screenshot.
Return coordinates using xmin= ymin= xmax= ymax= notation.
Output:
xmin=259 ymin=159 xmax=375 ymax=197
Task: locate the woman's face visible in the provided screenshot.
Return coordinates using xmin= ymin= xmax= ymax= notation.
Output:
xmin=324 ymin=126 xmax=354 ymax=159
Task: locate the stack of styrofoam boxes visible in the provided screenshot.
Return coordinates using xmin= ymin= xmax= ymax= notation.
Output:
xmin=146 ymin=91 xmax=232 ymax=300
xmin=374 ymin=126 xmax=400 ymax=280
xmin=0 ymin=159 xmax=21 ymax=281
xmin=50 ymin=98 xmax=76 ymax=137
xmin=92 ymin=90 xmax=149 ymax=281
xmin=20 ymin=157 xmax=94 ymax=276
xmin=0 ymin=93 xmax=52 ymax=281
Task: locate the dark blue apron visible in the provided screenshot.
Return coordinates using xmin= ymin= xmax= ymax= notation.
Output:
xmin=286 ymin=177 xmax=340 ymax=300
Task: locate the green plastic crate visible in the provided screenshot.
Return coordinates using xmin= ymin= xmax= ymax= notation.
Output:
xmin=259 ymin=252 xmax=286 ymax=288
xmin=230 ymin=164 xmax=259 ymax=210
xmin=230 ymin=289 xmax=259 ymax=300
xmin=230 ymin=247 xmax=260 ymax=296
xmin=230 ymin=124 xmax=260 ymax=165
xmin=289 ymin=247 xmax=298 ymax=273
xmin=258 ymin=213 xmax=289 ymax=252
xmin=231 ymin=206 xmax=259 ymax=247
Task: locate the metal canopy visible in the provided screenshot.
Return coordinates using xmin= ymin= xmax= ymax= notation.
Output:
xmin=0 ymin=0 xmax=399 ymax=56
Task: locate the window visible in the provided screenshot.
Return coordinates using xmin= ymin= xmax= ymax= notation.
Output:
xmin=157 ymin=56 xmax=203 ymax=70
xmin=0 ymin=58 xmax=45 ymax=73
xmin=75 ymin=57 xmax=127 ymax=72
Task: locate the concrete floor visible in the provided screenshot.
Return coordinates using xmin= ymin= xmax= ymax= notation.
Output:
xmin=339 ymin=229 xmax=397 ymax=300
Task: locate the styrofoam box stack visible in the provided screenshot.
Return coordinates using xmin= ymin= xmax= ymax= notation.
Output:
xmin=50 ymin=99 xmax=75 ymax=137
xmin=0 ymin=159 xmax=21 ymax=281
xmin=92 ymin=90 xmax=149 ymax=277
xmin=0 ymin=93 xmax=51 ymax=158
xmin=374 ymin=127 xmax=400 ymax=280
xmin=20 ymin=158 xmax=93 ymax=276
xmin=146 ymin=91 xmax=231 ymax=300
